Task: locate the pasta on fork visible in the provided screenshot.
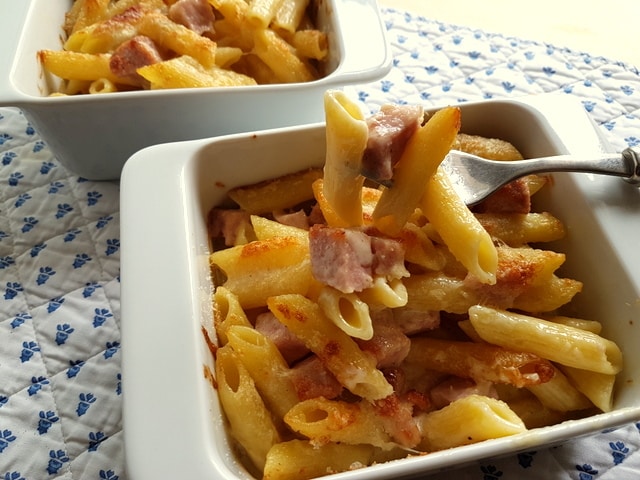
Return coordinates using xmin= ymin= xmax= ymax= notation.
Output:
xmin=206 ymin=90 xmax=623 ymax=479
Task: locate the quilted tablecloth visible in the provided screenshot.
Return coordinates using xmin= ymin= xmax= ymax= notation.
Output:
xmin=2 ymin=6 xmax=640 ymax=479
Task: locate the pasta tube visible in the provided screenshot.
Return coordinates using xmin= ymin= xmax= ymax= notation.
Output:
xmin=373 ymin=106 xmax=461 ymax=235
xmin=321 ymin=90 xmax=368 ymax=227
xmin=267 ymin=294 xmax=393 ymax=400
xmin=469 ymin=305 xmax=623 ymax=375
xmin=417 ymin=395 xmax=526 ymax=451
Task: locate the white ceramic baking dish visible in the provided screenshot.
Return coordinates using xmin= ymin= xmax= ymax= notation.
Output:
xmin=120 ymin=93 xmax=640 ymax=479
xmin=0 ymin=0 xmax=391 ymax=180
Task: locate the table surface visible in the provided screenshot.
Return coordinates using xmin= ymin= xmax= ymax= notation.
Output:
xmin=1 ymin=3 xmax=640 ymax=480
xmin=380 ymin=0 xmax=640 ymax=68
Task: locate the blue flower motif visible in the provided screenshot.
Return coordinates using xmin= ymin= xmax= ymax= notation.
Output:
xmin=524 ymin=51 xmax=535 ymax=60
xmin=449 ymin=59 xmax=459 ymax=68
xmin=21 ymin=216 xmax=38 ymax=233
xmin=542 ymin=66 xmax=556 ymax=76
xmin=28 ymin=376 xmax=49 ymax=396
xmin=11 ymin=312 xmax=31 ymax=329
xmin=602 ymin=120 xmax=615 ymax=131
xmin=36 ymin=266 xmax=56 ymax=285
xmin=0 ymin=231 xmax=9 ymax=241
xmin=20 ymin=341 xmax=40 ymax=362
xmin=0 ymin=132 xmax=12 ymax=145
xmin=76 ymin=392 xmax=97 ymax=416
xmin=104 ymin=341 xmax=121 ymax=359
xmin=55 ymin=323 xmax=75 ymax=345
xmin=93 ymin=308 xmax=113 ymax=328
xmin=37 ymin=410 xmax=59 ymax=435
xmin=64 ymin=228 xmax=82 ymax=242
xmin=25 ymin=124 xmax=35 ymax=135
xmin=465 ymin=76 xmax=475 ymax=85
xmin=396 ymin=34 xmax=407 ymax=44
xmin=72 ymin=253 xmax=92 ymax=269
xmin=87 ymin=191 xmax=103 ymax=206
xmin=576 ymin=463 xmax=597 ymax=480
xmin=452 ymin=35 xmax=462 ymax=45
xmin=0 ymin=255 xmax=14 ymax=269
xmin=0 ymin=396 xmax=7 ymax=408
xmin=105 ymin=238 xmax=120 ymax=256
xmin=404 ymin=74 xmax=415 ymax=83
xmin=621 ymin=85 xmax=634 ymax=96
xmin=2 ymin=152 xmax=17 ymax=165
xmin=380 ymin=80 xmax=393 ymax=93
xmin=14 ymin=193 xmax=31 ymax=208
xmin=517 ymin=451 xmax=535 ymax=468
xmin=40 ymin=161 xmax=56 ymax=174
xmin=582 ymin=100 xmax=596 ymax=112
xmin=55 ymin=203 xmax=74 ymax=219
xmin=424 ymin=65 xmax=438 ymax=75
xmin=468 ymin=51 xmax=481 ymax=60
xmin=67 ymin=360 xmax=85 ymax=378
xmin=33 ymin=140 xmax=46 ymax=152
xmin=0 ymin=429 xmax=17 ymax=453
xmin=47 ymin=296 xmax=65 ymax=313
xmin=2 ymin=471 xmax=25 ymax=480
xmin=4 ymin=281 xmax=23 ymax=300
xmin=357 ymin=90 xmax=369 ymax=103
xmin=8 ymin=172 xmax=24 ymax=187
xmin=563 ymin=84 xmax=574 ymax=94
xmin=48 ymin=181 xmax=64 ymax=194
xmin=625 ymin=136 xmax=640 ymax=147
xmin=83 ymin=282 xmax=101 ymax=298
xmin=480 ymin=464 xmax=503 ymax=479
xmin=502 ymin=81 xmax=516 ymax=93
xmin=30 ymin=242 xmax=47 ymax=257
xmin=99 ymin=470 xmax=119 ymax=480
xmin=116 ymin=373 xmax=122 ymax=395
xmin=88 ymin=431 xmax=107 ymax=452
xmin=96 ymin=215 xmax=113 ymax=228
xmin=610 ymin=441 xmax=629 ymax=465
xmin=46 ymin=449 xmax=69 ymax=475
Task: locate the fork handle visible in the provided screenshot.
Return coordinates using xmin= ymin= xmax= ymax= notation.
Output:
xmin=506 ymin=147 xmax=640 ymax=184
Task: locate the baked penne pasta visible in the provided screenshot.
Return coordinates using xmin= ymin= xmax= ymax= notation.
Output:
xmin=373 ymin=106 xmax=461 ymax=235
xmin=215 ymin=345 xmax=281 ymax=472
xmin=206 ymin=94 xmax=625 ymax=478
xmin=267 ymin=294 xmax=393 ymax=400
xmin=225 ymin=325 xmax=299 ymax=421
xmin=317 ymin=286 xmax=374 ymax=340
xmin=321 ymin=91 xmax=368 ymax=227
xmin=210 ymin=235 xmax=314 ymax=309
xmin=417 ymin=395 xmax=526 ymax=451
xmin=420 ymin=168 xmax=498 ymax=285
xmin=468 ymin=305 xmax=623 ymax=375
xmin=284 ymin=397 xmax=398 ymax=449
xmin=405 ymin=337 xmax=554 ymax=388
xmin=263 ymin=440 xmax=375 ymax=480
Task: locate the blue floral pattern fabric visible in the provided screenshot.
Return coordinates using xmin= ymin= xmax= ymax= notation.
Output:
xmin=1 ymin=6 xmax=639 ymax=479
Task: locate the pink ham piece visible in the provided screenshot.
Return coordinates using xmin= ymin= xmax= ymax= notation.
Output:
xmin=168 ymin=0 xmax=216 ymax=36
xmin=356 ymin=312 xmax=411 ymax=369
xmin=255 ymin=311 xmax=309 ymax=365
xmin=361 ymin=104 xmax=424 ymax=185
xmin=288 ymin=356 xmax=343 ymax=400
xmin=207 ymin=208 xmax=252 ymax=247
xmin=309 ymin=225 xmax=408 ymax=293
xmin=109 ymin=35 xmax=163 ymax=83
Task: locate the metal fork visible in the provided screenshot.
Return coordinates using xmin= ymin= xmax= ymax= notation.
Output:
xmin=440 ymin=147 xmax=640 ymax=206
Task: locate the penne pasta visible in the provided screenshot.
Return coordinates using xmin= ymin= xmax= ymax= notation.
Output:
xmin=420 ymin=168 xmax=498 ymax=285
xmin=216 ymin=345 xmax=281 ymax=472
xmin=406 ymin=337 xmax=555 ymax=387
xmin=469 ymin=305 xmax=623 ymax=375
xmin=267 ymin=294 xmax=393 ymax=400
xmin=417 ymin=395 xmax=526 ymax=451
xmin=321 ymin=91 xmax=368 ymax=227
xmin=373 ymin=106 xmax=461 ymax=235
xmin=317 ymin=286 xmax=374 ymax=340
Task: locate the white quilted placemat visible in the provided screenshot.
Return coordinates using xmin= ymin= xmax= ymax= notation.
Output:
xmin=1 ymin=6 xmax=639 ymax=479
